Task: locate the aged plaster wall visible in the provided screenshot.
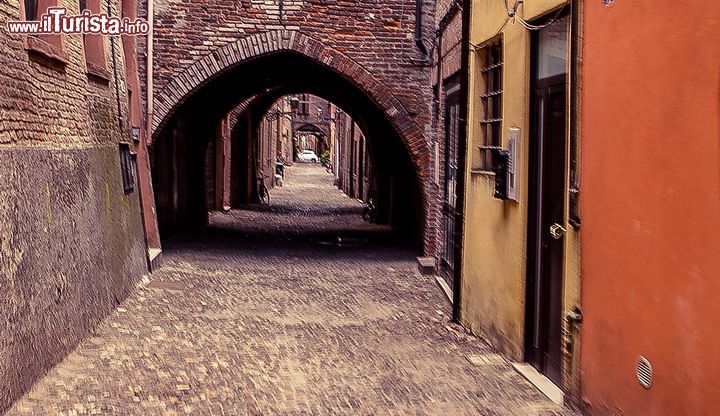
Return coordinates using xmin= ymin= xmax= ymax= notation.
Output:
xmin=579 ymin=1 xmax=720 ymax=414
xmin=460 ymin=0 xmax=581 ymax=393
xmin=0 ymin=0 xmax=148 ymax=411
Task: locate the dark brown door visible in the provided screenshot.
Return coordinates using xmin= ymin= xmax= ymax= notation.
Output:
xmin=441 ymin=77 xmax=461 ymax=288
xmin=526 ymin=13 xmax=569 ymax=386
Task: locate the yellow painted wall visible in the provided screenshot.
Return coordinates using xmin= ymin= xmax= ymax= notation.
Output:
xmin=461 ymin=0 xmax=580 ymax=386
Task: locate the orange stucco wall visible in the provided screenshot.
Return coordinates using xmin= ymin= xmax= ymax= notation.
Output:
xmin=580 ymin=2 xmax=720 ymax=415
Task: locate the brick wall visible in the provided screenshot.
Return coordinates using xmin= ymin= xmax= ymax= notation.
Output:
xmin=149 ymin=0 xmax=434 ymax=119
xmin=0 ymin=0 xmax=148 ymax=411
xmin=145 ymin=0 xmax=440 ymax=255
xmin=334 ymin=111 xmax=372 ymax=202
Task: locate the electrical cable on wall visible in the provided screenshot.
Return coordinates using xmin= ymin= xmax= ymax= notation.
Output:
xmin=469 ymin=1 xmax=566 ymax=58
xmin=468 ymin=0 xmax=565 ymax=49
xmin=507 ymin=0 xmax=565 ymax=31
xmin=515 ymin=6 xmax=565 ymax=31
xmin=503 ymin=0 xmax=521 ymax=17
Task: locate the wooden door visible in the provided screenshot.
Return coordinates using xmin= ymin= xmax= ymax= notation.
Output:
xmin=526 ymin=13 xmax=569 ymax=386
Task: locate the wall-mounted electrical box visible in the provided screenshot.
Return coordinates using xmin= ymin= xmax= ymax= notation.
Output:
xmin=132 ymin=127 xmax=141 ymax=144
xmin=493 ymin=149 xmax=510 ymax=199
xmin=492 ymin=127 xmax=520 ymax=201
xmin=507 ymin=127 xmax=519 ymax=201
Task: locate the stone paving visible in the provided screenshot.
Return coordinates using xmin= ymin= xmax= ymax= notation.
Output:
xmin=9 ymin=164 xmax=579 ymax=415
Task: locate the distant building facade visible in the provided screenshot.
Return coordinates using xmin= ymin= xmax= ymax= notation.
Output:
xmin=292 ymin=94 xmax=331 ymax=159
xmin=334 ymin=109 xmax=373 ymax=202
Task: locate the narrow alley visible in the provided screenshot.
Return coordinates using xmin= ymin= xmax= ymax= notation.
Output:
xmin=9 ymin=165 xmax=574 ymax=415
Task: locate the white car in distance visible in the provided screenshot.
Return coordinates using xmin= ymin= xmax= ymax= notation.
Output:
xmin=297 ymin=149 xmax=319 ymax=163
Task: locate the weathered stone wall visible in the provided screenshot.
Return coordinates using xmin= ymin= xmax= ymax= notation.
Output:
xmin=0 ymin=0 xmax=148 ymax=411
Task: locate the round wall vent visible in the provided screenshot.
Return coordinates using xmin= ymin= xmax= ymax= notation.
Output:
xmin=636 ymin=356 xmax=653 ymax=389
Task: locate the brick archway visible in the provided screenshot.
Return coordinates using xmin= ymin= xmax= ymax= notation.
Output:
xmin=295 ymin=123 xmax=328 ymax=138
xmin=152 ymin=30 xmax=426 ymax=168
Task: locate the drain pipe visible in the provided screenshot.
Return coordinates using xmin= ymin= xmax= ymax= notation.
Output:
xmin=414 ymin=0 xmax=429 ymax=57
xmin=145 ymin=0 xmax=154 ymax=143
xmin=108 ymin=1 xmax=123 ymax=133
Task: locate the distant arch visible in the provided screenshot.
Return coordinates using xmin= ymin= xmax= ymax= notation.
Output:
xmin=151 ymin=30 xmax=425 ymax=168
xmin=295 ymin=123 xmax=327 ymax=137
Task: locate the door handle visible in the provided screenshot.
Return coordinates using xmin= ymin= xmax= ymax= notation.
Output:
xmin=549 ymin=223 xmax=567 ymax=239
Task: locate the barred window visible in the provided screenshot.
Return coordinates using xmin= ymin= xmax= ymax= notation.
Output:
xmin=474 ymin=39 xmax=503 ymax=171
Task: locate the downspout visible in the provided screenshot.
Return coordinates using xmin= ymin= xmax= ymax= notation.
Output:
xmin=145 ymin=0 xmax=154 ymax=145
xmin=414 ymin=0 xmax=429 ymax=57
xmin=452 ymin=0 xmax=471 ymax=323
xmin=435 ymin=31 xmax=443 ymax=116
xmin=107 ymin=0 xmax=122 ymax=133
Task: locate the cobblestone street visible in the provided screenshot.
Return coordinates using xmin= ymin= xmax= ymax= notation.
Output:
xmin=9 ymin=165 xmax=577 ymax=415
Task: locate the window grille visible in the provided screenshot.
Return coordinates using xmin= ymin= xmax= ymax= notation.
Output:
xmin=475 ymin=39 xmax=503 ymax=171
xmin=441 ymin=76 xmax=461 ymax=276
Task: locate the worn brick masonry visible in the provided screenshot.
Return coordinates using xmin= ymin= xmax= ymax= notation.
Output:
xmin=144 ymin=0 xmax=443 ymax=257
xmin=0 ymin=0 xmax=148 ymax=412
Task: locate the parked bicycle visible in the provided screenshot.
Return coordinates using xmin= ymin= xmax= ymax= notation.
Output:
xmin=275 ymin=155 xmax=286 ymax=179
xmin=362 ymin=193 xmax=377 ymax=223
xmin=323 ymin=159 xmax=333 ymax=174
xmin=257 ymin=172 xmax=270 ymax=205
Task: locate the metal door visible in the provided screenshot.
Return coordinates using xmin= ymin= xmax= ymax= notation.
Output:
xmin=441 ymin=78 xmax=461 ymax=288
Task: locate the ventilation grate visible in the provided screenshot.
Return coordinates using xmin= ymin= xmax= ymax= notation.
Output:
xmin=636 ymin=356 xmax=653 ymax=389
